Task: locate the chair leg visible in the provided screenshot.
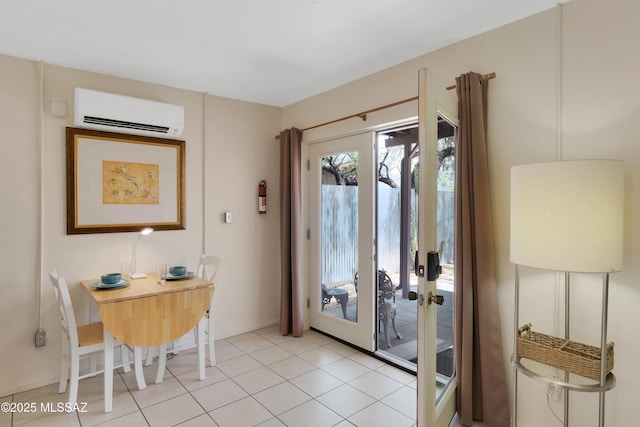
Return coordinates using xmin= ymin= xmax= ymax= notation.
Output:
xmin=155 ymin=345 xmax=166 ymax=384
xmin=59 ymin=336 xmax=70 ymax=394
xmin=197 ymin=318 xmax=206 ymax=380
xmin=134 ymin=346 xmax=146 ymax=390
xmin=379 ymin=304 xmax=393 ymax=347
xmin=338 ymin=295 xmax=348 ymax=319
xmin=382 ymin=316 xmax=391 ymax=347
xmin=208 ymin=309 xmax=216 ymax=367
xmin=192 ymin=324 xmax=199 ymax=345
xmin=145 ymin=347 xmax=155 ymax=366
xmin=89 ymin=354 xmax=98 ymax=376
xmin=103 ymin=331 xmax=114 ymax=413
xmin=391 ymin=315 xmax=402 ymax=340
xmin=121 ymin=345 xmax=132 ymax=373
xmin=170 ymin=339 xmax=180 ymax=355
xmin=68 ymin=352 xmax=80 ymax=407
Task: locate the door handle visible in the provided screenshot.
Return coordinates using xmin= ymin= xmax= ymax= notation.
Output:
xmin=408 ymin=291 xmax=424 ymax=306
xmin=409 ymin=291 xmax=443 ymax=305
xmin=428 ymin=291 xmax=444 ymax=305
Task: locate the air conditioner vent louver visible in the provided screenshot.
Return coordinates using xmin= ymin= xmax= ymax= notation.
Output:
xmin=74 ymin=88 xmax=184 ymax=139
xmin=83 ymin=116 xmax=170 ymax=134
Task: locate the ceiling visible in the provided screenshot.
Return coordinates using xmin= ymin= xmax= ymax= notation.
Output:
xmin=0 ymin=0 xmax=565 ymax=107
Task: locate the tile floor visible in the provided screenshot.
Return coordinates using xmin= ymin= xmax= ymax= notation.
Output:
xmin=1 ymin=326 xmax=474 ymax=427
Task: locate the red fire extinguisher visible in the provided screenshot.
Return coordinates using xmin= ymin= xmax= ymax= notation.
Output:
xmin=258 ymin=180 xmax=267 ymax=214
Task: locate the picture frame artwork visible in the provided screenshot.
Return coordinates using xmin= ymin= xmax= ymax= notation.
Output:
xmin=66 ymin=127 xmax=185 ymax=234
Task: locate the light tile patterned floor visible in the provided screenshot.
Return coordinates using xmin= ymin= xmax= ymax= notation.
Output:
xmin=1 ymin=326 xmax=474 ymax=427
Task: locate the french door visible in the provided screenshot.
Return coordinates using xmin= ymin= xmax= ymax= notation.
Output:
xmin=416 ymin=68 xmax=458 ymax=427
xmin=307 ymin=68 xmax=458 ymax=427
xmin=308 ymin=132 xmax=375 ymax=351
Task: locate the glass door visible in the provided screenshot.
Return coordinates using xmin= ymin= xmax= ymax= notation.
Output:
xmin=416 ymin=68 xmax=459 ymax=427
xmin=309 ymin=132 xmax=375 ymax=351
xmin=375 ymin=125 xmax=420 ymax=368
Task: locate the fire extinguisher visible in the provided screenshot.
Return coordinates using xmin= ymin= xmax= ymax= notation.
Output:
xmin=258 ymin=180 xmax=267 ymax=214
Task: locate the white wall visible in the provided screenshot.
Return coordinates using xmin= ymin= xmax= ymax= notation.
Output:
xmin=0 ymin=57 xmax=282 ymax=396
xmin=283 ymin=0 xmax=640 ymax=425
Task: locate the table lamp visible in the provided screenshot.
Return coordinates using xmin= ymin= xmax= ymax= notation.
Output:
xmin=131 ymin=227 xmax=154 ymax=279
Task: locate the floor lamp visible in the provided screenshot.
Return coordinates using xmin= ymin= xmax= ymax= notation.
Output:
xmin=510 ymin=160 xmax=624 ymax=427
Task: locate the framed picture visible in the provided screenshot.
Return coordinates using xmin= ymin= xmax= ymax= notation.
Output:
xmin=66 ymin=127 xmax=185 ymax=234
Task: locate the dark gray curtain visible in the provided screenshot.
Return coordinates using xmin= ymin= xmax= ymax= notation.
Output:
xmin=279 ymin=128 xmax=304 ymax=336
xmin=454 ymin=72 xmax=509 ymax=427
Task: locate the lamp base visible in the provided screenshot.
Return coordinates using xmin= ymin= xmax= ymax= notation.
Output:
xmin=130 ymin=272 xmax=147 ymax=279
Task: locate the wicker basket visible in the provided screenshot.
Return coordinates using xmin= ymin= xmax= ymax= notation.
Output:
xmin=517 ymin=323 xmax=614 ymax=382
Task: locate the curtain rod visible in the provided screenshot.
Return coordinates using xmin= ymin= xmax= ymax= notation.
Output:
xmin=275 ymin=72 xmax=495 ymax=139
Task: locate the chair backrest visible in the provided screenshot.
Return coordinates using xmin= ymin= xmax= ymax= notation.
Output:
xmin=378 ymin=270 xmax=395 ymax=302
xmin=197 ymin=255 xmax=220 ymax=282
xmin=321 ymin=283 xmax=329 ymax=300
xmin=49 ymin=269 xmax=79 ymax=349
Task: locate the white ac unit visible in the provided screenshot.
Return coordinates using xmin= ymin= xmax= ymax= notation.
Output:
xmin=73 ymin=88 xmax=184 ymax=139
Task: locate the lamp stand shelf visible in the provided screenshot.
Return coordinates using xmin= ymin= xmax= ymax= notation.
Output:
xmin=511 ymin=266 xmax=615 ymax=427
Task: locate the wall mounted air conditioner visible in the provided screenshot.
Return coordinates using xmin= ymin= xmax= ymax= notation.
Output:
xmin=73 ymin=88 xmax=184 ymax=139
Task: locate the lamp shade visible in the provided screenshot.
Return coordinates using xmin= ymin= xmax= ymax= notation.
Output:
xmin=510 ymin=160 xmax=624 ymax=273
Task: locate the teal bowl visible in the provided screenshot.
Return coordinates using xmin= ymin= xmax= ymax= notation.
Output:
xmin=169 ymin=266 xmax=187 ymax=276
xmin=101 ymin=273 xmax=121 ymax=284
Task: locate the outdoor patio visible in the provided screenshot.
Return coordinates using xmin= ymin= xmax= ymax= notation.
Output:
xmin=322 ymin=273 xmax=455 ymax=378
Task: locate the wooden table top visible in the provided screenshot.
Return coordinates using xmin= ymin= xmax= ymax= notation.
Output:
xmin=81 ymin=273 xmax=213 ymax=304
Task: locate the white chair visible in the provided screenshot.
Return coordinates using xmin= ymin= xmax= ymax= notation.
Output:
xmin=196 ymin=254 xmax=220 ymax=366
xmin=49 ymin=269 xmax=133 ymax=407
xmin=146 ymin=255 xmax=220 ymax=382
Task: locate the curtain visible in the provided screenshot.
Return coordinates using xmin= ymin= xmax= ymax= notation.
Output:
xmin=454 ymin=73 xmax=509 ymax=427
xmin=279 ymin=128 xmax=304 ymax=337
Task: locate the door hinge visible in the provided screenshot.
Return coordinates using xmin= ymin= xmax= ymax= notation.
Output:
xmin=307 ymin=160 xmax=310 ymax=171
xmin=307 ymin=298 xmax=310 ymax=309
xmin=307 ymin=229 xmax=310 ymax=240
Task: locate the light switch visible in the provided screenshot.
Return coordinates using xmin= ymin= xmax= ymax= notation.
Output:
xmin=224 ymin=212 xmax=232 ymax=223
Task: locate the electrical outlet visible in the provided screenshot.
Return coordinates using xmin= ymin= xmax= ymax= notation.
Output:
xmin=547 ymin=383 xmax=561 ymax=401
xmin=35 ymin=329 xmax=46 ymax=348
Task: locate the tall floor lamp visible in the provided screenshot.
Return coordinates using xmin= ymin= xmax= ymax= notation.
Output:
xmin=510 ymin=160 xmax=624 ymax=427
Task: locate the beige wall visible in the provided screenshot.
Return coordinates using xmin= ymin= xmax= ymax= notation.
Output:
xmin=0 ymin=56 xmax=282 ymax=396
xmin=284 ymin=0 xmax=640 ymax=425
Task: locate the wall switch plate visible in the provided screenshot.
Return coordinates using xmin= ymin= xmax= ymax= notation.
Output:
xmin=224 ymin=212 xmax=232 ymax=223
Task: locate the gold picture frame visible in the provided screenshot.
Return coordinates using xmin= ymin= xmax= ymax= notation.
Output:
xmin=66 ymin=127 xmax=185 ymax=234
